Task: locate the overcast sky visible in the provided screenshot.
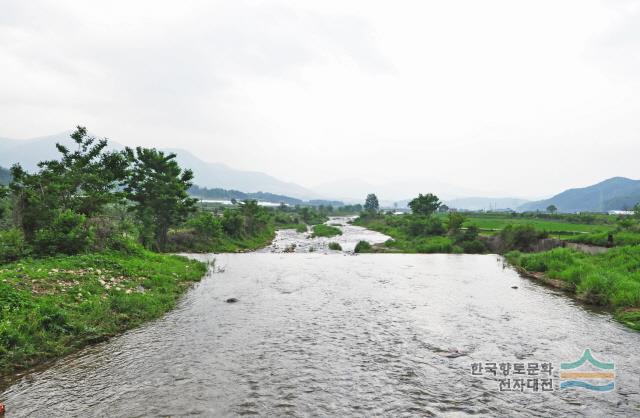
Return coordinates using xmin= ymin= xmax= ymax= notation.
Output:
xmin=1 ymin=0 xmax=639 ymax=198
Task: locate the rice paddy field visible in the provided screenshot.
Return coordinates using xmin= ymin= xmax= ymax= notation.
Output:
xmin=457 ymin=213 xmax=616 ymax=237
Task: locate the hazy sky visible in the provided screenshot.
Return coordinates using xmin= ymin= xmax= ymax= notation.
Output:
xmin=1 ymin=0 xmax=639 ymax=198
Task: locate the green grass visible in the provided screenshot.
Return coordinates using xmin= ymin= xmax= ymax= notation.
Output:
xmin=569 ymin=231 xmax=640 ymax=247
xmin=167 ymin=226 xmax=276 ymax=253
xmin=461 ymin=215 xmax=613 ymax=236
xmin=506 ymin=246 xmax=640 ymax=330
xmin=0 ymin=249 xmax=207 ymax=376
xmin=311 ymin=224 xmax=342 ymax=238
xmin=353 ymin=216 xmax=458 ymax=253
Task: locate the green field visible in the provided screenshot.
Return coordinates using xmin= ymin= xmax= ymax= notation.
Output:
xmin=458 ymin=214 xmax=615 ymax=236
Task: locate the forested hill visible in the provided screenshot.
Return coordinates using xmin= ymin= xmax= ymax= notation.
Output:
xmin=189 ymin=185 xmax=343 ymax=207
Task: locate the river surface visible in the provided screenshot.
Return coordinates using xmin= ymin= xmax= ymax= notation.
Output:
xmin=1 ymin=219 xmax=639 ymax=417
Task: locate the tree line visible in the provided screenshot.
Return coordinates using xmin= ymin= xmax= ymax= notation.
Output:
xmin=0 ymin=126 xmax=195 ymax=258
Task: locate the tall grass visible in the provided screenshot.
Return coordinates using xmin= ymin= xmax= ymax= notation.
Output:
xmin=506 ymin=246 xmax=640 ymax=329
xmin=0 ymin=249 xmax=206 ymax=375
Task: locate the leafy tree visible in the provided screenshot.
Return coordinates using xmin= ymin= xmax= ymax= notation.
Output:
xmin=33 ymin=209 xmax=91 ymax=255
xmin=238 ymin=200 xmax=269 ymax=234
xmin=186 ymin=211 xmax=223 ymax=238
xmin=547 ymin=204 xmax=558 ymax=214
xmin=446 ymin=212 xmax=466 ymax=233
xmin=124 ymin=147 xmax=196 ymax=251
xmin=634 ymin=203 xmax=640 ymax=219
xmin=222 ymin=209 xmax=245 ymax=237
xmin=364 ymin=194 xmax=379 ymax=214
xmin=408 ymin=193 xmax=441 ymax=217
xmin=9 ymin=126 xmax=127 ymax=238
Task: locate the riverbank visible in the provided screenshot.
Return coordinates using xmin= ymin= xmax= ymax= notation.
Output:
xmin=0 ymin=249 xmax=207 ymax=379
xmin=506 ymin=246 xmax=640 ymax=330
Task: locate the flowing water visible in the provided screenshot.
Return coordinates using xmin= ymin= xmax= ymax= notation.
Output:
xmin=1 ymin=219 xmax=639 ymax=417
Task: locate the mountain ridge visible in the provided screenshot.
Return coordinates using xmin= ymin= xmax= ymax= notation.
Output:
xmin=518 ymin=177 xmax=640 ymax=213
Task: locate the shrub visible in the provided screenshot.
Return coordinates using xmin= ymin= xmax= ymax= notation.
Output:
xmin=499 ymin=224 xmax=548 ymax=252
xmin=406 ymin=216 xmax=445 ymax=237
xmin=187 ymin=211 xmax=223 ymax=238
xmin=0 ymin=228 xmax=30 ymax=263
xmin=354 ymin=240 xmax=372 ymax=253
xmin=460 ymin=239 xmax=487 ymax=254
xmin=221 ymin=210 xmax=245 ymax=237
xmin=32 ymin=209 xmax=92 ymax=256
xmin=328 ymin=242 xmax=342 ymax=251
xmin=415 ymin=236 xmax=453 ymax=253
xmin=311 ymin=224 xmax=342 ymax=238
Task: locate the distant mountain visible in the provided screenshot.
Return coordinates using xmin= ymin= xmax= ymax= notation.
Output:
xmin=165 ymin=148 xmax=319 ymax=200
xmin=445 ymin=197 xmax=529 ymax=211
xmin=0 ymin=132 xmax=79 ymax=172
xmin=518 ymin=177 xmax=640 ymax=213
xmin=0 ymin=166 xmax=10 ymax=185
xmin=0 ymin=133 xmax=320 ymax=200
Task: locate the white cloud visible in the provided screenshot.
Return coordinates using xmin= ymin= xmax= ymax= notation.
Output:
xmin=1 ymin=0 xmax=639 ymax=199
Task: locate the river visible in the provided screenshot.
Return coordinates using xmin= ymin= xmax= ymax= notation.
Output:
xmin=1 ymin=218 xmax=639 ymax=416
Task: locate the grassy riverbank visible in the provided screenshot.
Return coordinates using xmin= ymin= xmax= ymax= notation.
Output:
xmin=0 ymin=249 xmax=206 ymax=377
xmin=506 ymin=246 xmax=640 ymax=330
xmin=352 ymin=215 xmax=483 ymax=254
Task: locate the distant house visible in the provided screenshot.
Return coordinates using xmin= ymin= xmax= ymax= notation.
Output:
xmin=608 ymin=210 xmax=635 ymax=216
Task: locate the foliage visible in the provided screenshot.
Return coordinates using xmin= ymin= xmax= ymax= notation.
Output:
xmin=311 ymin=224 xmax=342 ymax=238
xmin=546 ymin=204 xmax=557 ymax=214
xmin=124 ymin=147 xmax=196 ymax=251
xmin=354 ymin=240 xmax=372 ymax=253
xmin=408 ymin=193 xmax=441 ymax=217
xmin=506 ymin=246 xmax=640 ymax=329
xmin=446 ymin=212 xmax=466 ymax=233
xmin=328 ymin=242 xmax=342 ymax=251
xmin=32 ymin=209 xmax=92 ymax=256
xmin=364 ymin=194 xmax=379 ymax=214
xmin=498 ymin=224 xmax=548 ymax=252
xmin=0 ymin=228 xmax=29 ymax=263
xmin=570 ymin=231 xmax=640 ymax=247
xmin=407 ymin=215 xmax=445 ymax=237
xmin=9 ymin=126 xmax=128 ymax=238
xmin=0 ymin=250 xmax=206 ymax=375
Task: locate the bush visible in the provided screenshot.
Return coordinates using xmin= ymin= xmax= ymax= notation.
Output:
xmin=406 ymin=216 xmax=445 ymax=237
xmin=415 ymin=236 xmax=453 ymax=253
xmin=499 ymin=224 xmax=548 ymax=252
xmin=32 ymin=210 xmax=92 ymax=256
xmin=460 ymin=239 xmax=487 ymax=254
xmin=187 ymin=211 xmax=223 ymax=238
xmin=221 ymin=210 xmax=245 ymax=237
xmin=328 ymin=242 xmax=342 ymax=251
xmin=0 ymin=228 xmax=30 ymax=263
xmin=354 ymin=240 xmax=372 ymax=253
xmin=311 ymin=224 xmax=342 ymax=238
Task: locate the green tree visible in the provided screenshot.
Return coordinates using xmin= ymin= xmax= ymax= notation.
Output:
xmin=446 ymin=211 xmax=466 ymax=233
xmin=547 ymin=204 xmax=558 ymax=214
xmin=634 ymin=203 xmax=640 ymax=219
xmin=9 ymin=126 xmax=127 ymax=238
xmin=364 ymin=193 xmax=379 ymax=214
xmin=408 ymin=193 xmax=441 ymax=217
xmin=124 ymin=147 xmax=196 ymax=251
